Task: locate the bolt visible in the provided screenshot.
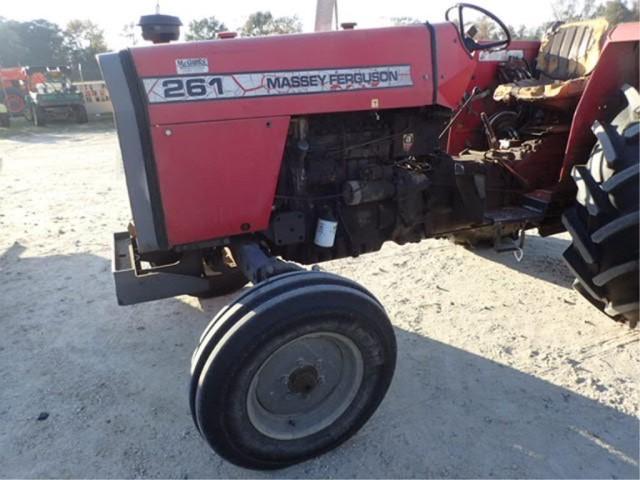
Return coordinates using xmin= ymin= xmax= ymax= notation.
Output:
xmin=164 ymin=128 xmax=173 ymax=136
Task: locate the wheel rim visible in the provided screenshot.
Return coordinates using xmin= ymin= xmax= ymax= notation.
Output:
xmin=246 ymin=332 xmax=364 ymax=440
xmin=5 ymin=95 xmax=25 ymax=115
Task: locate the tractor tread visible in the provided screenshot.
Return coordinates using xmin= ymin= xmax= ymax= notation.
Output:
xmin=624 ymin=123 xmax=640 ymax=141
xmin=605 ymin=301 xmax=640 ymax=327
xmin=561 ymin=208 xmax=596 ymax=264
xmin=572 ymin=165 xmax=612 ymax=216
xmin=591 ymin=211 xmax=639 ymax=244
xmin=621 ymin=83 xmax=640 ymax=111
xmin=593 ymin=260 xmax=639 ymax=287
xmin=591 ymin=121 xmax=619 ymax=168
xmin=602 ymin=164 xmax=639 ymax=193
xmin=563 ymin=246 xmax=604 ymax=302
xmin=564 ymin=85 xmax=639 ymax=326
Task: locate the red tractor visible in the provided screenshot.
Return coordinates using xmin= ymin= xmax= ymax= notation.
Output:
xmin=100 ymin=3 xmax=639 ymax=469
xmin=0 ymin=67 xmax=30 ymax=115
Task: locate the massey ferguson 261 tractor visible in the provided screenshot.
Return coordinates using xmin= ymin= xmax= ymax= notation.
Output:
xmin=99 ymin=3 xmax=639 ymax=469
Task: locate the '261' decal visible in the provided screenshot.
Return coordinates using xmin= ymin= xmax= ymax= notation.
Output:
xmin=161 ymin=77 xmax=223 ymax=99
xmin=143 ymin=65 xmax=413 ymax=103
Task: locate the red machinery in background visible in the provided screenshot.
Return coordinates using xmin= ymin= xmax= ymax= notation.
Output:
xmin=0 ymin=67 xmax=47 ymax=115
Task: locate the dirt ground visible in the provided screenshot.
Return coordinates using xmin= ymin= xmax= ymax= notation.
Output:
xmin=0 ymin=120 xmax=638 ymax=479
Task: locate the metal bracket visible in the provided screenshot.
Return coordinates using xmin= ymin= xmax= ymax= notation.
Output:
xmin=231 ymin=239 xmax=302 ymax=284
xmin=493 ymin=227 xmax=526 ymax=261
xmin=112 ymin=231 xmax=212 ymax=305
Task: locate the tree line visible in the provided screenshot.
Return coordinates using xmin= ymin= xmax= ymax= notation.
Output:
xmin=0 ymin=1 xmax=637 ymax=81
xmin=393 ymin=0 xmax=639 ymax=40
xmin=0 ymin=18 xmax=108 ymax=81
xmin=0 ymin=11 xmax=302 ymax=81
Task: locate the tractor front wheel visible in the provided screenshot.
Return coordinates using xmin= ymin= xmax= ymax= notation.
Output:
xmin=562 ymin=84 xmax=639 ymax=327
xmin=190 ymin=271 xmax=396 ymax=469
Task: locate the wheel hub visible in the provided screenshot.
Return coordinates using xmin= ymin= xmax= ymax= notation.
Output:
xmin=288 ymin=365 xmax=319 ymax=394
xmin=247 ymin=332 xmax=364 ymax=440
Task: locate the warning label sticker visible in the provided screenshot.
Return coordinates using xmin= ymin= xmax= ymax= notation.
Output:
xmin=175 ymin=58 xmax=209 ymax=74
xmin=143 ymin=65 xmax=413 ymax=103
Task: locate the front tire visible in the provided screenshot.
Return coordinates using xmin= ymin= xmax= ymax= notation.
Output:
xmin=562 ymin=84 xmax=639 ymax=327
xmin=191 ymin=271 xmax=396 ymax=469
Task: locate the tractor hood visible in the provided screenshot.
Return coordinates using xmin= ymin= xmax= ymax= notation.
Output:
xmin=104 ymin=23 xmax=475 ymax=126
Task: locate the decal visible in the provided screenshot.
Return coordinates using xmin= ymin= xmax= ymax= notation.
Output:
xmin=176 ymin=58 xmax=209 ymax=74
xmin=143 ymin=65 xmax=413 ymax=103
xmin=479 ymin=49 xmax=524 ymax=62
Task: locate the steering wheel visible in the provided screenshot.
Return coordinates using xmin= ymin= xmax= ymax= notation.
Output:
xmin=445 ymin=3 xmax=511 ymax=52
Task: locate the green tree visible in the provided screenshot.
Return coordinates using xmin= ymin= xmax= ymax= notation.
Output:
xmin=553 ymin=0 xmax=639 ymax=23
xmin=593 ymin=0 xmax=640 ymax=23
xmin=120 ymin=22 xmax=139 ymax=47
xmin=185 ymin=16 xmax=227 ymax=40
xmin=473 ymin=16 xmax=499 ymax=40
xmin=63 ymin=20 xmax=108 ymax=81
xmin=240 ymin=11 xmax=302 ymax=37
xmin=0 ymin=18 xmax=66 ymax=67
xmin=509 ymin=24 xmax=546 ymax=40
xmin=553 ymin=0 xmax=599 ymax=20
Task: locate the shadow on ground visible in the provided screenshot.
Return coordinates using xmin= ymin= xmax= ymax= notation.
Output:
xmin=364 ymin=327 xmax=639 ymax=478
xmin=0 ymin=243 xmax=636 ymax=478
xmin=466 ymin=234 xmax=575 ymax=290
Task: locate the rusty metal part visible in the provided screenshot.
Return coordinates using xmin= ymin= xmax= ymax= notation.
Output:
xmin=480 ymin=112 xmax=499 ymax=149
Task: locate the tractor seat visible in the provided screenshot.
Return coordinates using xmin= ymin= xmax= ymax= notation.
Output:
xmin=493 ymin=18 xmax=610 ymax=109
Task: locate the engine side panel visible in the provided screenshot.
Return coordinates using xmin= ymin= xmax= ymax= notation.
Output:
xmin=151 ymin=116 xmax=290 ymax=246
xmin=114 ymin=23 xmax=479 ymax=249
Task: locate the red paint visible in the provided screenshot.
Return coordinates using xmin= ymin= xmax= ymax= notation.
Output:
xmin=131 ymin=23 xmax=478 ymax=127
xmin=132 ymin=23 xmax=480 ymax=246
xmin=151 ymin=116 xmax=290 ymax=246
xmin=560 ymin=23 xmax=640 ymax=180
xmin=433 ymin=23 xmax=476 ymax=108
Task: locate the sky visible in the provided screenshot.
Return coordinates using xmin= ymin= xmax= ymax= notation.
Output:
xmin=2 ymin=0 xmax=559 ymax=49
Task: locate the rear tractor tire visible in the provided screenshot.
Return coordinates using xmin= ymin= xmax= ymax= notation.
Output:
xmin=562 ymin=84 xmax=639 ymax=327
xmin=190 ymin=270 xmax=397 ymax=469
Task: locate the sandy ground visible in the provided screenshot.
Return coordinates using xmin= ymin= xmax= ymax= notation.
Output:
xmin=0 ymin=120 xmax=638 ymax=479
